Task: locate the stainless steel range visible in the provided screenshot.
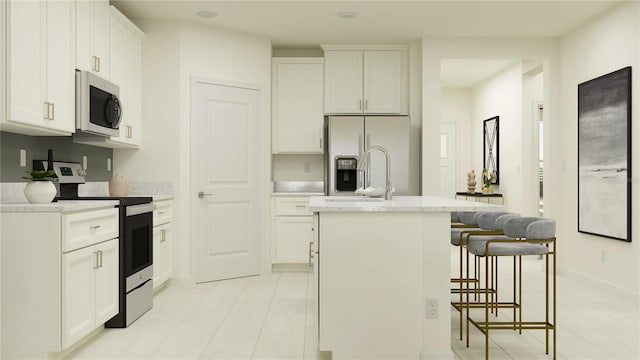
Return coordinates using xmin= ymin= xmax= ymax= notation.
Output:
xmin=35 ymin=160 xmax=155 ymax=327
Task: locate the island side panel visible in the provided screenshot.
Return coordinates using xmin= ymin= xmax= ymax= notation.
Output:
xmin=318 ymin=212 xmax=423 ymax=358
xmin=421 ymin=211 xmax=454 ymax=360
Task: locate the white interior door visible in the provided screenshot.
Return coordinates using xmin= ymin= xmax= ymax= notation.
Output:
xmin=440 ymin=123 xmax=457 ymax=197
xmin=192 ymin=82 xmax=263 ymax=283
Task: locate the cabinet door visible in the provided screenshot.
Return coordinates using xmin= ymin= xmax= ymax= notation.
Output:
xmin=75 ymin=0 xmax=94 ymax=72
xmin=272 ymin=60 xmax=324 ymax=153
xmin=363 ymin=51 xmax=403 ymax=114
xmin=62 ymin=246 xmax=96 ymax=348
xmin=107 ymin=8 xmax=143 ymax=148
xmin=6 ymin=0 xmax=45 ymax=127
xmin=45 ymin=0 xmax=75 ymax=132
xmin=272 ymin=216 xmax=314 ymax=264
xmin=94 ymin=239 xmax=119 ymax=325
xmin=126 ymin=34 xmax=142 ymax=146
xmin=324 ymin=51 xmax=363 ymax=114
xmin=153 ymin=223 xmax=172 ymax=289
xmin=108 ymin=14 xmax=129 ymax=143
xmin=93 ymin=0 xmax=110 ymax=77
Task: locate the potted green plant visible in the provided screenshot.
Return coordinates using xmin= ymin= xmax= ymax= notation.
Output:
xmin=22 ymin=170 xmax=57 ymax=203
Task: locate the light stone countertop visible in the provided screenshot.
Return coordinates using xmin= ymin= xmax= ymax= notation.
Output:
xmin=0 ymin=200 xmax=119 ymax=213
xmin=309 ymin=195 xmax=505 ymax=213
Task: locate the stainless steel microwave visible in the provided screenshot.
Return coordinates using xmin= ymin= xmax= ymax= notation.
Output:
xmin=76 ymin=70 xmax=122 ymax=137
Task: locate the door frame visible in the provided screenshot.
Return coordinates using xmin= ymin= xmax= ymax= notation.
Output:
xmin=189 ymin=77 xmax=269 ymax=281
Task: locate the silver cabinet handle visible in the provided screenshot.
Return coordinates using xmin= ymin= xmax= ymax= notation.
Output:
xmin=90 ymin=225 xmax=101 ymax=230
xmin=50 ymin=102 xmax=54 ymax=120
xmin=94 ymin=251 xmax=100 ymax=269
xmin=308 ymin=241 xmax=314 ymax=267
xmin=359 ymin=99 xmax=362 ymax=110
xmin=127 ymin=125 xmax=132 ymax=139
xmin=97 ymin=57 xmax=101 ymax=72
xmin=198 ymin=191 xmax=213 ymax=199
xmin=364 ymin=99 xmax=368 ymax=110
xmin=295 ymin=205 xmax=305 ymax=209
xmin=98 ymin=250 xmax=103 ymax=268
xmin=44 ymin=102 xmax=52 ymax=120
xmin=160 ymin=229 xmax=166 ymax=242
xmin=92 ymin=56 xmax=98 ymax=72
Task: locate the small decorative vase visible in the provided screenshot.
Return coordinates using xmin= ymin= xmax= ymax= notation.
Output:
xmin=482 ymin=185 xmax=493 ymax=194
xmin=24 ymin=181 xmax=57 ymax=203
xmin=109 ymin=174 xmax=129 ymax=197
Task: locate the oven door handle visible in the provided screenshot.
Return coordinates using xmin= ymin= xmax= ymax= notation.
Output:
xmin=126 ymin=203 xmax=157 ymax=217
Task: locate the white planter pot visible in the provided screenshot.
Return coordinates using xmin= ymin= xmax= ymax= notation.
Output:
xmin=24 ymin=181 xmax=57 ymax=203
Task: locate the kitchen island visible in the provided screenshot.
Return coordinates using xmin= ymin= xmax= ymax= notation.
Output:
xmin=308 ymin=196 xmax=504 ymax=360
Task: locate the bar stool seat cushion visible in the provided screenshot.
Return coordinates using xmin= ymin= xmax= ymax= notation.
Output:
xmin=468 ymin=241 xmax=549 ymax=256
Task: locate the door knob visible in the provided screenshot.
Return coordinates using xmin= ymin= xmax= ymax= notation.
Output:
xmin=198 ymin=191 xmax=212 ymax=199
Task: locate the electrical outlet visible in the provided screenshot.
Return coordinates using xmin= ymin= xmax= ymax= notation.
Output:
xmin=426 ymin=298 xmax=439 ymax=319
xmin=304 ymin=162 xmax=311 ymax=173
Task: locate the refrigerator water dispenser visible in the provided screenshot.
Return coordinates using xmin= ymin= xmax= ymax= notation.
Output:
xmin=335 ymin=157 xmax=358 ymax=192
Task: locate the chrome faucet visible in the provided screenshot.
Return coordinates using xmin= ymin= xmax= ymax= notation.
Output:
xmin=357 ymin=145 xmax=393 ymax=200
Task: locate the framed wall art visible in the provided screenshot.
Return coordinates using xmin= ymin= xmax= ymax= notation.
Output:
xmin=483 ymin=116 xmax=499 ymax=185
xmin=578 ymin=66 xmax=631 ymax=242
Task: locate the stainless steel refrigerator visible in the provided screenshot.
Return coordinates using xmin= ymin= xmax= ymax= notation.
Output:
xmin=326 ymin=115 xmax=410 ymax=196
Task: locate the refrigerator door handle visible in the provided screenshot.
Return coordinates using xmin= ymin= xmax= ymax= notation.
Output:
xmin=358 ymin=134 xmax=364 ymax=189
xmin=366 ymin=134 xmax=371 ymax=187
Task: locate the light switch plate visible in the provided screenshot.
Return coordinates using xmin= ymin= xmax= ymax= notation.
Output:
xmin=19 ymin=149 xmax=26 ymax=167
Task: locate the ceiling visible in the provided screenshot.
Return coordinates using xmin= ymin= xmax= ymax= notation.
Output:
xmin=111 ymin=0 xmax=620 ymax=87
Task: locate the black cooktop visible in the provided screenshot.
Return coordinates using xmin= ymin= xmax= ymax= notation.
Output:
xmin=56 ymin=196 xmax=153 ymax=206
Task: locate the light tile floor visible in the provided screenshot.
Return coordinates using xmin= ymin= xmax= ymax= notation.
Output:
xmin=67 ymin=249 xmax=639 ymax=360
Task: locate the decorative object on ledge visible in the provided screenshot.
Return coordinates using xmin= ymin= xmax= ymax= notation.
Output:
xmin=578 ymin=66 xmax=631 ymax=242
xmin=109 ymin=174 xmax=130 ymax=197
xmin=481 ymin=168 xmax=495 ymax=193
xmin=466 ymin=169 xmax=477 ymax=193
xmin=483 ymin=116 xmax=499 ymax=185
xmin=22 ymin=170 xmax=57 ymax=203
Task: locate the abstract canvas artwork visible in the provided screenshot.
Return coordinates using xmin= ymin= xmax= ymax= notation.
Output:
xmin=578 ymin=67 xmax=631 ymax=242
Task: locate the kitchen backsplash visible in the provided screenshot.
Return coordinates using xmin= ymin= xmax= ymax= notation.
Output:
xmin=272 ymin=154 xmax=324 ymax=182
xmin=0 ymin=181 xmax=175 ymax=203
xmin=0 ymin=132 xmax=113 ymax=182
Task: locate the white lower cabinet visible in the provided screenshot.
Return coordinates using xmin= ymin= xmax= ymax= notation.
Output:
xmin=153 ymin=222 xmax=172 ymax=289
xmin=62 ymin=238 xmax=119 ymax=348
xmin=0 ymin=207 xmax=119 ymax=359
xmin=271 ymin=197 xmax=314 ymax=265
xmin=152 ymin=199 xmax=173 ymax=290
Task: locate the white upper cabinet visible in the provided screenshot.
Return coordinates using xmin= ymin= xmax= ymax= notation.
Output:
xmin=322 ymin=45 xmax=408 ymax=115
xmin=272 ymin=58 xmax=324 ymax=154
xmin=2 ymin=0 xmax=75 ymax=136
xmin=75 ymin=0 xmax=110 ymax=78
xmin=105 ymin=6 xmax=144 ymax=148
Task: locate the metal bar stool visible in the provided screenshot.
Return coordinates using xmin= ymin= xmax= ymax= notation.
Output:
xmin=466 ymin=217 xmax=556 ymax=359
xmin=453 ymin=212 xmax=519 ymax=341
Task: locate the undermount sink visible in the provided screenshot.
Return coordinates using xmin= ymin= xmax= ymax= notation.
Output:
xmin=324 ymin=196 xmax=385 ymax=202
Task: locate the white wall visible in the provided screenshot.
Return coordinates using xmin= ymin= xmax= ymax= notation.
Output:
xmin=421 ymin=37 xmax=561 ymax=207
xmin=441 ymin=88 xmax=472 ymax=192
xmin=470 ymin=63 xmax=525 ymax=212
xmin=115 ymin=19 xmax=272 ymax=281
xmin=558 ymin=1 xmax=639 ymax=295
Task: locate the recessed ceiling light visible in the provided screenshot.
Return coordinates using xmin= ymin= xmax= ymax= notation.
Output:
xmin=196 ymin=10 xmax=218 ymax=19
xmin=337 ymin=11 xmax=358 ymax=19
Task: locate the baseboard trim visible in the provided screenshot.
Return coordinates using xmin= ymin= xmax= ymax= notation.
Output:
xmin=272 ymin=263 xmax=313 ymax=272
xmin=564 ymin=269 xmax=639 ymax=305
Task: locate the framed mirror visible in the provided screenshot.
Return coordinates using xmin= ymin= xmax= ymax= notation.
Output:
xmin=483 ymin=116 xmax=499 ymax=185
